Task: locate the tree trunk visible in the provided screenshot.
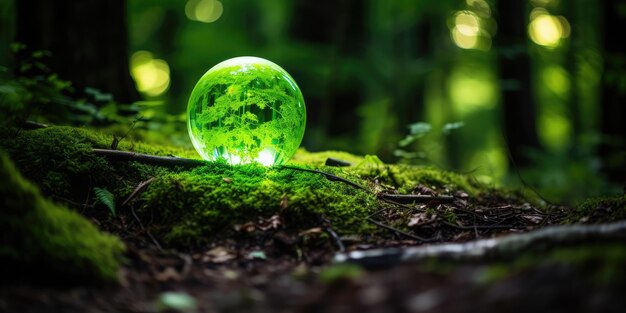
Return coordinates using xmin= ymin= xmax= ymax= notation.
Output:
xmin=495 ymin=0 xmax=541 ymax=167
xmin=600 ymin=0 xmax=626 ymax=183
xmin=16 ymin=0 xmax=139 ymax=103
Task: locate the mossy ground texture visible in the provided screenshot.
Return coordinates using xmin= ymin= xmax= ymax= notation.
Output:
xmin=1 ymin=125 xmax=622 ymax=248
xmin=0 ymin=126 xmax=493 ymax=246
xmin=0 ymin=152 xmax=124 ymax=282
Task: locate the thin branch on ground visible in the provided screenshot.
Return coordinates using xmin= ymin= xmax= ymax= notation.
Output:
xmin=52 ymin=195 xmax=94 ymax=209
xmin=122 ymin=177 xmax=155 ymax=207
xmin=93 ymin=148 xmax=205 ymax=168
xmin=280 ymin=165 xmax=369 ymax=191
xmin=131 ymin=205 xmax=163 ymax=251
xmin=500 ymin=132 xmax=554 ymax=205
xmin=368 ymin=218 xmax=432 ymax=242
xmin=335 ymin=220 xmax=626 ymax=267
xmin=440 ymin=220 xmax=513 ymax=230
xmin=112 ymin=115 xmax=143 ymax=149
xmin=22 ymin=120 xmax=49 ymax=130
xmin=378 ymin=193 xmax=454 ymax=204
xmin=318 ymin=216 xmax=346 ymax=253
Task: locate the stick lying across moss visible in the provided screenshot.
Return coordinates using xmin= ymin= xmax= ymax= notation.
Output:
xmin=93 ymin=148 xmax=206 ymax=168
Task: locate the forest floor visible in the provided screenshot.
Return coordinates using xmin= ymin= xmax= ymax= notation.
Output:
xmin=1 ymin=126 xmax=625 ymax=313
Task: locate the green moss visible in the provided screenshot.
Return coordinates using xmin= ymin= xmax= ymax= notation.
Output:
xmin=0 ymin=126 xmax=174 ymax=199
xmin=291 ymin=149 xmax=367 ymax=166
xmin=141 ymin=160 xmax=377 ymax=245
xmin=293 ymin=149 xmax=482 ymax=195
xmin=0 ymin=152 xmax=124 ymax=282
xmin=565 ymin=195 xmax=626 ymax=223
xmin=0 ymin=126 xmax=530 ymax=246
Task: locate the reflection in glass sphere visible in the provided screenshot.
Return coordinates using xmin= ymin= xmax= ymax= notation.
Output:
xmin=187 ymin=57 xmax=306 ymax=166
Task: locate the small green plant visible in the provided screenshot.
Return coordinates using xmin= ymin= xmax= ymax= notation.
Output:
xmin=394 ymin=121 xmax=465 ymax=163
xmin=94 ymin=187 xmax=116 ymax=217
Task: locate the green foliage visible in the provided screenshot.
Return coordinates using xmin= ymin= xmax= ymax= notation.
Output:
xmin=0 ymin=45 xmax=141 ymax=127
xmin=394 ymin=121 xmax=465 ymax=163
xmin=94 ymin=187 xmax=116 ymax=217
xmin=0 ymin=152 xmax=124 ymax=282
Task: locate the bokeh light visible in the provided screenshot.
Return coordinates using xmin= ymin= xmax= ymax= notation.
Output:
xmin=539 ymin=112 xmax=571 ymax=150
xmin=130 ymin=51 xmax=170 ymax=97
xmin=542 ymin=65 xmax=570 ymax=97
xmin=528 ymin=8 xmax=570 ymax=48
xmin=466 ymin=0 xmax=491 ymax=18
xmin=185 ymin=0 xmax=223 ymax=23
xmin=449 ymin=68 xmax=497 ymax=114
xmin=451 ymin=11 xmax=480 ymax=49
xmin=450 ymin=3 xmax=494 ymax=51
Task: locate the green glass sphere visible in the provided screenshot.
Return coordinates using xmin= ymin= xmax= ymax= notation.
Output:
xmin=187 ymin=57 xmax=306 ymax=166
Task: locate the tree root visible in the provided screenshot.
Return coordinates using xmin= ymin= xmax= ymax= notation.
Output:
xmin=334 ymin=220 xmax=626 ymax=267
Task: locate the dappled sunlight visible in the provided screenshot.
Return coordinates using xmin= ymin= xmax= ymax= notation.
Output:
xmin=130 ymin=51 xmax=171 ymax=97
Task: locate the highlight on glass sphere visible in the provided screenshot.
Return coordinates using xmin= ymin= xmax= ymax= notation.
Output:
xmin=187 ymin=56 xmax=306 ymax=166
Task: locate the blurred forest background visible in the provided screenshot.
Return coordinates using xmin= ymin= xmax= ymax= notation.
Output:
xmin=0 ymin=0 xmax=624 ymax=202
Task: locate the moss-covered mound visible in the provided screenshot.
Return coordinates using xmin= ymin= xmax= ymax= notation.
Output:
xmin=0 ymin=152 xmax=124 ymax=283
xmin=0 ymin=126 xmax=512 ymax=246
xmin=568 ymin=195 xmax=626 ymax=224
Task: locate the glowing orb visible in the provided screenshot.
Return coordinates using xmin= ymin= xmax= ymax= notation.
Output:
xmin=187 ymin=57 xmax=306 ymax=166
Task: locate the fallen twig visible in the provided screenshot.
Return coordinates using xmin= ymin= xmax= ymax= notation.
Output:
xmin=325 ymin=157 xmax=351 ymax=167
xmin=368 ymin=218 xmax=431 ymax=242
xmin=122 ymin=177 xmax=155 ymax=207
xmin=317 ymin=216 xmax=346 ymax=252
xmin=93 ymin=148 xmax=205 ymax=168
xmin=335 ymin=220 xmax=626 ymax=267
xmin=440 ymin=220 xmax=513 ymax=230
xmin=131 ymin=206 xmax=162 ymax=251
xmin=378 ymin=193 xmax=454 ymax=204
xmin=280 ymin=165 xmax=369 ymax=191
xmin=22 ymin=120 xmax=49 ymax=130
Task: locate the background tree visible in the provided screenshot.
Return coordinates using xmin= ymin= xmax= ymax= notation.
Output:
xmin=495 ymin=0 xmax=542 ymax=167
xmin=600 ymin=0 xmax=626 ymax=183
xmin=16 ymin=0 xmax=139 ymax=103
